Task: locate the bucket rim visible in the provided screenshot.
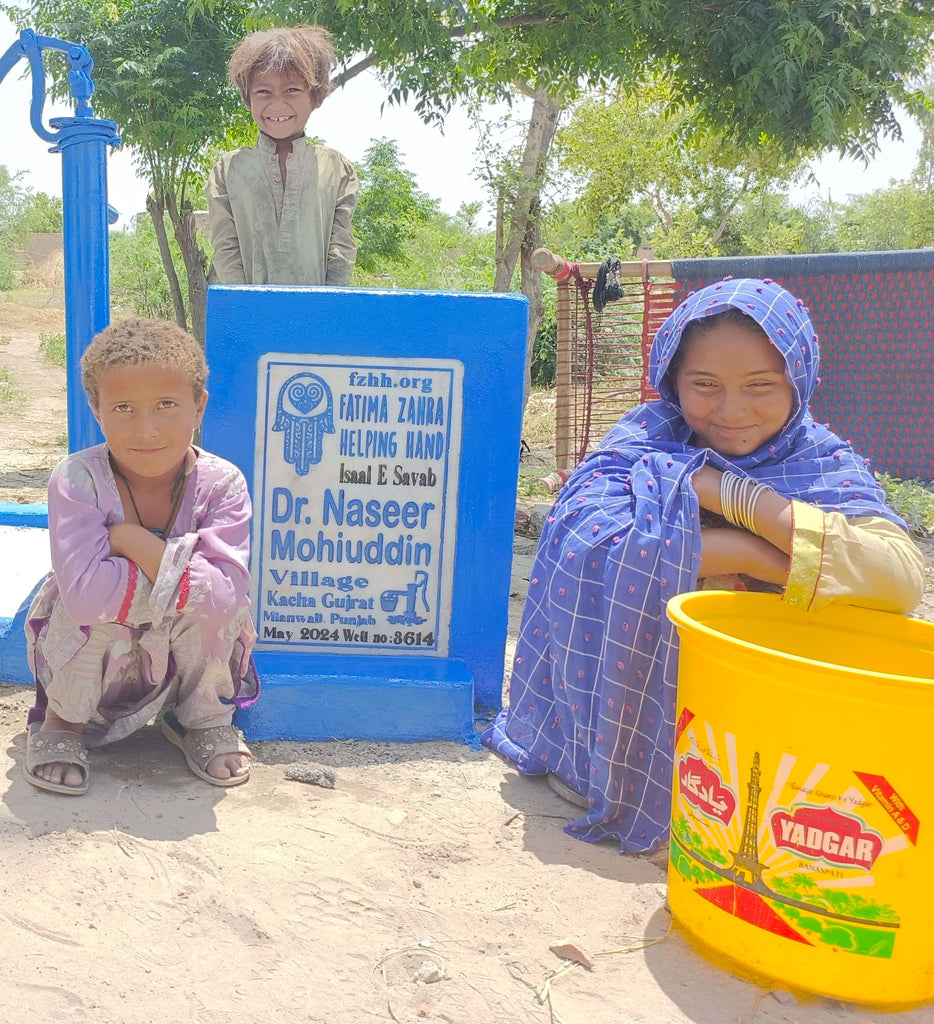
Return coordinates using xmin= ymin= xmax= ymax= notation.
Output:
xmin=666 ymin=590 xmax=934 ymax=690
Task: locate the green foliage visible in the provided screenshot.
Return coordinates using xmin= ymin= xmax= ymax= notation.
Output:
xmin=353 ymin=139 xmax=438 ymax=272
xmin=555 ymin=79 xmax=808 ymax=257
xmin=531 ymin=309 xmax=556 ymax=388
xmin=834 ymin=184 xmax=934 ymax=252
xmin=0 ymin=166 xmax=61 ymax=239
xmin=516 ymin=467 xmax=550 ymax=499
xmin=0 ymin=252 xmax=16 ymax=292
xmin=8 ymin=0 xmax=255 ymax=200
xmin=0 ymin=363 xmax=17 ymax=405
xmin=624 ymin=0 xmax=931 ymax=158
xmin=257 ymin=1 xmax=932 ymax=158
xmin=878 ymin=474 xmax=934 ymax=536
xmin=16 ymin=192 xmax=64 ymax=235
xmin=110 ymin=215 xmax=188 ymax=320
xmin=39 ymin=332 xmax=67 ymax=368
xmin=552 ymin=78 xmax=934 ymax=260
xmin=545 ymin=200 xmax=657 ymax=263
xmin=722 ymin=193 xmax=839 ymax=257
xmin=352 ymin=202 xmax=496 ymax=291
xmin=0 ymin=164 xmax=64 ymax=290
xmin=913 ymin=70 xmax=934 ymax=191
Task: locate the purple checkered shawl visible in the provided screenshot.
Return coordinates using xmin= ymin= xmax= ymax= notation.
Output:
xmin=483 ymin=278 xmax=902 ymax=852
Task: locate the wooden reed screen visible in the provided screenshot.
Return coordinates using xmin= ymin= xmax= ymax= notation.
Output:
xmin=551 ymin=258 xmax=678 ymax=469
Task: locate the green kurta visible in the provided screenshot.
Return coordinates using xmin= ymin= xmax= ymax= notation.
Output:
xmin=207 ymin=132 xmax=358 ymax=286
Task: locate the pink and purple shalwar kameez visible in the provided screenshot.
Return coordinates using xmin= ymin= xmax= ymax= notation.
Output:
xmin=25 ymin=444 xmax=259 ymax=746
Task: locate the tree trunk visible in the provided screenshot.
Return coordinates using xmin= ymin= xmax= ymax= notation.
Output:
xmin=519 ymin=199 xmax=544 ymax=405
xmin=707 ymin=170 xmax=751 ymax=248
xmin=147 ymin=193 xmax=188 ymax=330
xmin=492 ymin=86 xmax=560 ymax=413
xmin=492 ymin=86 xmax=560 ymax=292
xmin=494 ymin=191 xmax=506 ymax=284
xmin=166 ymin=192 xmax=208 ymax=346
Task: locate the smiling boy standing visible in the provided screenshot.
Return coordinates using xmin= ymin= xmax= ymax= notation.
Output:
xmin=207 ymin=25 xmax=358 ymax=286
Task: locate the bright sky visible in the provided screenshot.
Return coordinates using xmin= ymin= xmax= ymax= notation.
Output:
xmin=0 ymin=14 xmax=924 ymax=232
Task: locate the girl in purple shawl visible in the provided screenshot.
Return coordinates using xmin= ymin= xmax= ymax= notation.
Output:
xmin=484 ymin=277 xmax=923 ymax=853
xmin=23 ymin=318 xmax=259 ymax=796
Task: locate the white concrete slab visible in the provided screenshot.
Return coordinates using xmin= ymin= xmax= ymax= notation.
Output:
xmin=0 ymin=525 xmax=50 ymax=619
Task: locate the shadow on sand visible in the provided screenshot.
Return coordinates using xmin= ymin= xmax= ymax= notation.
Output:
xmin=4 ymin=720 xmax=227 ymax=842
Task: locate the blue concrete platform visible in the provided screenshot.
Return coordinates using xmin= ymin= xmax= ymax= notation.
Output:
xmin=241 ymin=652 xmax=476 ymax=743
xmin=206 ymin=286 xmax=528 ymax=743
xmin=0 ymin=508 xmax=51 ymax=684
xmin=0 ymin=577 xmax=42 ymax=685
xmin=0 ymin=284 xmax=527 ymax=747
xmin=0 ymin=503 xmax=48 ymax=528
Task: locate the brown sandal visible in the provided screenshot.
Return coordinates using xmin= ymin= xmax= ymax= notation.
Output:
xmin=23 ymin=722 xmax=90 ymax=796
xmin=161 ymin=710 xmax=251 ymax=787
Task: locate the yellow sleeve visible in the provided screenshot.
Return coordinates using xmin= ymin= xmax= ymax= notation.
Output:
xmin=782 ymin=502 xmax=925 ymax=614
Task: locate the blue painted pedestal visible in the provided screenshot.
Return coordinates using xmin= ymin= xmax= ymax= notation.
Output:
xmin=205 ymin=286 xmax=528 ymax=743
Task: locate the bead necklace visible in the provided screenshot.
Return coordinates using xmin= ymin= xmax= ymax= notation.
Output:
xmin=109 ymin=449 xmax=191 ymax=540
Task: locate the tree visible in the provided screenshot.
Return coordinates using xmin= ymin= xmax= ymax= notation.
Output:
xmin=352 ymin=138 xmax=438 ymax=272
xmin=491 ymin=87 xmax=560 ymax=397
xmin=555 ymin=76 xmax=807 ymax=257
xmin=353 ymin=202 xmax=497 ymax=291
xmin=721 ymin=193 xmax=838 ymax=257
xmin=7 ymin=0 xmax=255 ymax=341
xmin=0 ymin=165 xmax=63 ymax=240
xmin=471 ymin=94 xmax=561 ymax=394
xmin=834 ymin=184 xmax=934 ymax=251
xmin=912 ymin=68 xmax=934 ymax=191
xmin=110 ymin=214 xmax=185 ymax=320
xmin=253 ymin=0 xmax=934 ymax=381
xmin=0 ymin=164 xmax=64 ymax=289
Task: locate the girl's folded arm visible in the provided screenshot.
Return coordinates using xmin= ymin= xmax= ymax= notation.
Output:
xmin=693 ymin=466 xmax=924 ymax=612
xmin=699 ymin=528 xmax=789 ymax=584
xmin=48 ymin=472 xmax=133 ymax=625
xmin=808 ymin=513 xmax=924 ymax=613
xmin=169 ymin=476 xmax=253 ymax=617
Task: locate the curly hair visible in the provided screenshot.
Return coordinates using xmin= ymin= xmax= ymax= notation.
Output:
xmin=228 ymin=25 xmax=335 ymax=108
xmin=81 ymin=318 xmax=208 ymax=411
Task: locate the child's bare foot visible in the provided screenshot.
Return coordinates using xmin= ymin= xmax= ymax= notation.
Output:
xmin=161 ymin=710 xmax=251 ymax=788
xmin=34 ymin=712 xmax=86 ymax=788
xmin=206 ymin=751 xmax=252 ymax=781
xmin=24 ymin=712 xmax=90 ymax=795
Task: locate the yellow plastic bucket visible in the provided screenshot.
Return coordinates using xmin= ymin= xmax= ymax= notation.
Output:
xmin=665 ymin=591 xmax=934 ymax=1007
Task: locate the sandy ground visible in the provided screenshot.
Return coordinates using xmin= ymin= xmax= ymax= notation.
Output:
xmin=1 ymin=296 xmax=933 ymax=1024
xmin=0 ymin=295 xmax=68 ymax=501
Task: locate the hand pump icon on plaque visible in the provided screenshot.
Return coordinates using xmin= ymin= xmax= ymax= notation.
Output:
xmin=380 ymin=571 xmax=430 ymax=625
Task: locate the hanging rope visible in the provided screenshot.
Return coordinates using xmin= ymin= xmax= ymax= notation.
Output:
xmin=569 ymin=263 xmax=596 ymax=464
xmin=531 ymin=247 xmax=677 ymax=472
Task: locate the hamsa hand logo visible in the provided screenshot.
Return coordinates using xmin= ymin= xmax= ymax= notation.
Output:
xmin=273 ymin=372 xmax=334 ymax=475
